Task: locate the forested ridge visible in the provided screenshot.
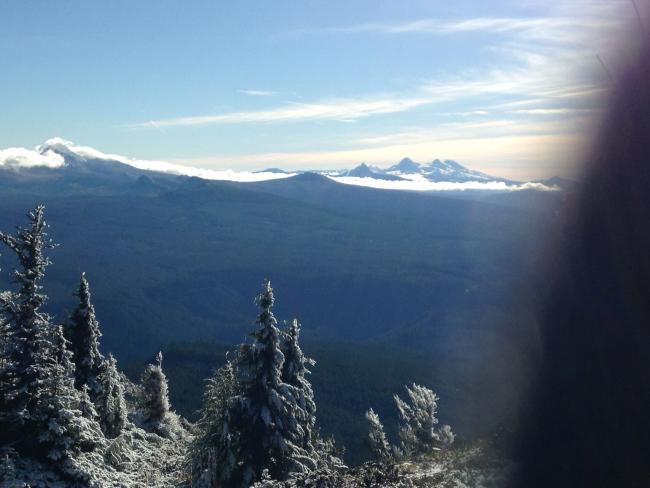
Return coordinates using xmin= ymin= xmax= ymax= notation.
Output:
xmin=0 ymin=206 xmax=507 ymax=487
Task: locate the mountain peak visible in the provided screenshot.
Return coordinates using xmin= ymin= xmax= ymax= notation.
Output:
xmin=291 ymin=171 xmax=331 ymax=183
xmin=345 ymin=163 xmax=404 ymax=181
xmin=39 ymin=137 xmax=74 ymax=153
xmin=387 ymin=157 xmax=420 ymax=173
xmin=346 ymin=163 xmax=374 ymax=177
xmin=534 ymin=176 xmax=577 ymax=190
xmin=255 ymin=167 xmax=287 ymax=174
xmin=37 ymin=138 xmax=104 ymax=168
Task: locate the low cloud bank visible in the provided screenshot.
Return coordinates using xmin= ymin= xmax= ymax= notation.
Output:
xmin=0 ymin=147 xmax=65 ymax=169
xmin=330 ymin=175 xmax=559 ymax=192
xmin=37 ymin=138 xmax=296 ymax=183
xmin=127 ymin=159 xmax=295 ymax=182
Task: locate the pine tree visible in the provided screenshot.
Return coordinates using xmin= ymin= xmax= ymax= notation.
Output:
xmin=96 ymin=353 xmax=127 ymax=438
xmin=65 ymin=272 xmax=104 ymax=396
xmin=222 ymin=280 xmax=316 ymax=487
xmin=141 ymin=351 xmax=170 ymax=424
xmin=394 ymin=383 xmax=454 ymax=456
xmin=0 ymin=311 xmax=8 ymax=414
xmin=0 ymin=205 xmax=55 ymax=441
xmin=0 ymin=207 xmax=104 ymax=464
xmin=365 ymin=408 xmax=391 ymax=461
xmin=38 ymin=324 xmax=103 ymax=460
xmin=281 ymin=319 xmax=316 ymax=452
xmin=188 ymin=359 xmax=239 ymax=487
xmin=0 ymin=205 xmax=95 ymax=459
xmin=79 ymin=384 xmax=99 ymax=421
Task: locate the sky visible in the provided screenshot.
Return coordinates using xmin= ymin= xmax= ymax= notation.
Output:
xmin=0 ymin=0 xmax=640 ymax=179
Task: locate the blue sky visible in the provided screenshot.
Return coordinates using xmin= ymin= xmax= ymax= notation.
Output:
xmin=0 ymin=0 xmax=637 ymax=179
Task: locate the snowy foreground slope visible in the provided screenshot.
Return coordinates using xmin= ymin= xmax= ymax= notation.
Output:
xmin=243 ymin=442 xmax=510 ymax=488
xmin=1 ymin=408 xmax=190 ymax=488
xmin=3 ymin=439 xmax=509 ymax=488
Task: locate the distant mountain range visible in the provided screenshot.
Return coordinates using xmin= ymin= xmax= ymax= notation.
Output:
xmin=0 ymin=138 xmax=574 ymax=191
xmin=327 ymin=157 xmax=576 ymax=190
xmin=336 ymin=157 xmax=511 ymax=183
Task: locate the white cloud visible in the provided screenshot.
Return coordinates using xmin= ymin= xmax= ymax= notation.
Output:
xmin=301 ymin=12 xmax=625 ymax=48
xmin=35 ymin=138 xmax=296 ymax=183
xmin=129 ymin=96 xmax=432 ymax=128
xmin=514 ymin=108 xmax=598 ymax=115
xmin=0 ymin=147 xmax=65 ymax=169
xmin=124 ymin=159 xmax=294 ymax=182
xmin=330 ymin=175 xmax=559 ymax=192
xmin=324 ymin=16 xmax=609 ymax=37
xmin=440 ymin=110 xmax=489 ymax=117
xmin=238 ymin=89 xmax=280 ymax=97
xmin=129 ymin=72 xmax=601 ymax=129
xmin=129 ymin=50 xmax=609 ymax=130
xmin=352 ymin=114 xmax=591 ymax=147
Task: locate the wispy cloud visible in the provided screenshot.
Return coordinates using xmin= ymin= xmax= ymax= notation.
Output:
xmin=129 ymin=51 xmax=610 ymax=130
xmin=129 ymin=70 xmax=605 ymax=129
xmin=299 ymin=14 xmax=622 ymax=47
xmin=315 ymin=16 xmax=599 ymax=35
xmin=238 ymin=89 xmax=280 ymax=97
xmin=128 ymin=96 xmax=433 ymax=128
xmin=514 ymin=108 xmax=598 ymax=115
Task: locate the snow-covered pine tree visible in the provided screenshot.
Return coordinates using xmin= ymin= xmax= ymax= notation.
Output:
xmin=0 ymin=205 xmax=98 ymax=460
xmin=222 ymin=280 xmax=316 ymax=487
xmin=281 ymin=319 xmax=316 ymax=451
xmin=0 ymin=205 xmax=55 ymax=448
xmin=79 ymin=384 xmax=99 ymax=421
xmin=141 ymin=351 xmax=170 ymax=425
xmin=394 ymin=383 xmax=454 ymax=456
xmin=188 ymin=359 xmax=239 ymax=487
xmin=0 ymin=309 xmax=7 ymax=414
xmin=365 ymin=408 xmax=391 ymax=461
xmin=438 ymin=423 xmax=455 ymax=448
xmin=65 ymin=272 xmax=105 ymax=396
xmin=38 ymin=324 xmax=103 ymax=461
xmin=96 ymin=353 xmax=127 ymax=438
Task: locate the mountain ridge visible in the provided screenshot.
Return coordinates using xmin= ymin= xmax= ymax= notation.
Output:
xmin=0 ymin=138 xmax=567 ymax=191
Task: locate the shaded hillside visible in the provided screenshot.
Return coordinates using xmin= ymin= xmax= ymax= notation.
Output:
xmin=0 ymin=169 xmax=557 ymax=361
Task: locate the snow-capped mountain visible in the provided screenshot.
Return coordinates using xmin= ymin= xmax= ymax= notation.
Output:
xmin=421 ymin=159 xmax=510 ymax=183
xmin=321 ymin=157 xmax=513 ymax=184
xmin=328 ymin=157 xmax=512 ymax=184
xmin=382 ymin=157 xmax=512 ymax=183
xmin=387 ymin=157 xmax=421 ymax=174
xmin=341 ymin=163 xmax=404 ymax=181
